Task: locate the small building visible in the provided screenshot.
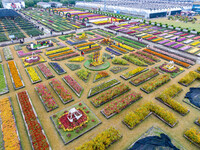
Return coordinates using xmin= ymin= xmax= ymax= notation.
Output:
xmin=49 ymin=2 xmax=63 ymax=8
xmin=2 ymin=0 xmax=25 ymax=10
xmin=37 ymin=2 xmax=51 ymax=8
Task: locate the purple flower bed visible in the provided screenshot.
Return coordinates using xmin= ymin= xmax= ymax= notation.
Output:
xmin=174 ymin=32 xmax=183 ymax=35
xmin=179 ymin=45 xmax=192 ymax=51
xmin=172 ymin=44 xmax=184 ymax=49
xmin=158 ymin=40 xmax=170 ymax=44
xmin=159 ymin=33 xmax=167 ymax=37
xmin=170 ymin=36 xmax=180 ymax=40
xmin=163 ymin=30 xmax=170 ymax=33
xmin=17 ymin=50 xmax=42 ymax=57
xmin=165 ymin=42 xmax=176 ymax=46
xmin=186 ymin=35 xmax=195 ymax=38
xmin=177 ymin=38 xmax=186 ymax=42
xmin=106 ymin=47 xmax=121 ymax=56
xmin=159 ymin=63 xmax=179 ymax=73
xmin=148 ymin=30 xmax=157 ymax=34
xmin=89 ymin=35 xmax=103 ymax=41
xmin=57 ymin=42 xmax=66 ymax=47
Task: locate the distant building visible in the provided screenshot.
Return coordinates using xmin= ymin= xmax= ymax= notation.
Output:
xmin=2 ymin=0 xmax=25 ymax=10
xmin=49 ymin=2 xmax=63 ymax=8
xmin=192 ymin=1 xmax=200 ymax=13
xmin=37 ymin=2 xmax=51 ymax=8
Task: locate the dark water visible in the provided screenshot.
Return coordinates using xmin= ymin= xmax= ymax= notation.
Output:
xmin=185 ymin=88 xmax=200 ymax=108
xmin=129 ymin=133 xmax=180 ymax=150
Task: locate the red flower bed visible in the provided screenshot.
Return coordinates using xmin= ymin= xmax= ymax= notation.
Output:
xmin=58 ymin=108 xmax=88 ymax=131
xmin=17 ymin=91 xmax=50 ymax=150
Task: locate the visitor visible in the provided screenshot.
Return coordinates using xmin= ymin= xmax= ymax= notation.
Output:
xmin=81 ymin=51 xmax=84 ymax=56
xmin=89 ymin=44 xmax=91 ymax=49
xmin=175 ymin=38 xmax=178 ymax=42
xmin=23 ymin=38 xmax=24 ymax=42
xmin=30 ymin=35 xmax=32 ymax=38
xmin=111 ymin=53 xmax=115 ymax=59
xmin=138 ymin=37 xmax=140 ymax=41
xmin=118 ymin=42 xmax=120 ymax=47
xmin=140 ymin=38 xmax=143 ymax=42
xmin=61 ymin=32 xmax=64 ymax=35
xmin=16 ymin=37 xmax=18 ymax=41
xmin=114 ymin=40 xmax=116 ymax=45
xmin=11 ymin=39 xmax=14 ymax=43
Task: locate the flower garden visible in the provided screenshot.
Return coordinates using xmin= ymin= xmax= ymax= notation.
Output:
xmin=0 ymin=14 xmax=200 ymax=150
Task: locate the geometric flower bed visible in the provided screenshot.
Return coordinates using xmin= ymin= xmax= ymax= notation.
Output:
xmin=21 ymin=54 xmax=46 ymax=67
xmin=35 ymin=83 xmax=59 ymax=112
xmin=37 ymin=63 xmax=55 ymax=79
xmin=49 ymin=78 xmax=74 ymax=104
xmin=184 ymin=128 xmax=200 ymax=148
xmin=50 ymin=102 xmax=101 ymax=145
xmin=120 ymin=67 xmax=148 ymax=80
xmin=127 ymin=126 xmax=184 ymax=150
xmin=110 ymin=66 xmax=129 ymax=74
xmin=25 ymin=67 xmax=42 ymax=84
xmin=16 ymin=91 xmax=51 ymax=150
xmin=76 ymin=127 xmax=122 ymax=150
xmin=155 ymin=62 xmax=185 ymax=78
xmin=66 ymin=64 xmax=81 ymax=71
xmin=122 ymin=54 xmax=148 ymax=66
xmin=63 ymin=75 xmax=84 ymax=98
xmin=156 ymin=84 xmax=189 ymax=115
xmin=93 ymin=71 xmax=109 ymax=83
xmin=123 ymin=102 xmax=178 ymax=129
xmin=101 ymin=91 xmax=142 ymax=119
xmin=3 ymin=47 xmax=13 ymax=61
xmin=129 ymin=68 xmax=159 ymax=86
xmin=178 ymin=71 xmax=200 ymax=87
xmin=69 ymin=56 xmax=85 ymax=62
xmin=17 ymin=50 xmax=42 ymax=57
xmin=7 ymin=60 xmax=25 ymax=90
xmin=0 ymin=97 xmax=21 ymax=150
xmin=112 ymin=57 xmax=129 ymax=65
xmin=91 ymin=83 xmax=130 ymax=107
xmin=129 ymin=52 xmax=156 ymax=65
xmin=88 ymin=79 xmax=120 ymax=98
xmin=48 ymin=62 xmax=66 ymax=75
xmin=0 ymin=64 xmax=9 ymax=95
xmin=76 ymin=69 xmax=91 ymax=83
xmin=141 ymin=74 xmax=171 ymax=94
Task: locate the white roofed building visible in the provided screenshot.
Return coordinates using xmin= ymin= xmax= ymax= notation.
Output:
xmin=2 ymin=0 xmax=25 ymax=10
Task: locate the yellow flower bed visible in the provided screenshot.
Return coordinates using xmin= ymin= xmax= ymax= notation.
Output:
xmin=0 ymin=97 xmax=21 ymax=150
xmin=78 ymin=44 xmax=99 ymax=50
xmin=69 ymin=56 xmax=85 ymax=62
xmin=187 ymin=48 xmax=200 ymax=54
xmin=46 ymin=47 xmax=70 ymax=55
xmin=142 ymin=34 xmax=152 ymax=39
xmin=26 ymin=67 xmax=40 ymax=82
xmin=72 ymin=25 xmax=80 ymax=28
xmin=120 ymin=43 xmax=134 ymax=51
xmin=129 ymin=26 xmax=139 ymax=29
xmin=119 ymin=23 xmax=128 ymax=26
xmin=152 ymin=37 xmax=163 ymax=42
xmin=22 ymin=55 xmax=46 ymax=67
xmin=191 ymin=41 xmax=200 ymax=46
xmin=76 ymin=42 xmax=94 ymax=48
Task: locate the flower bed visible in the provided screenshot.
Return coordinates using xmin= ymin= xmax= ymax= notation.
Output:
xmin=178 ymin=71 xmax=200 ymax=87
xmin=88 ymin=79 xmax=120 ymax=98
xmin=112 ymin=57 xmax=128 ymax=65
xmin=0 ymin=64 xmax=9 ymax=95
xmin=16 ymin=91 xmax=51 ymax=150
xmin=184 ymin=128 xmax=200 ymax=148
xmin=51 ymin=52 xmax=79 ymax=61
xmin=45 ymin=47 xmax=70 ymax=55
xmin=50 ymin=102 xmax=101 ymax=145
xmin=0 ymin=53 xmax=2 ymax=63
xmin=137 ymin=50 xmax=160 ymax=62
xmin=141 ymin=74 xmax=171 ymax=94
xmin=0 ymin=97 xmax=21 ymax=150
xmin=21 ymin=54 xmax=46 ymax=67
xmin=91 ymin=83 xmax=130 ymax=107
xmin=63 ymin=75 xmax=83 ymax=97
xmin=66 ymin=40 xmax=86 ymax=45
xmin=25 ymin=67 xmax=42 ymax=84
xmin=49 ymin=79 xmax=73 ymax=104
xmin=17 ymin=50 xmax=42 ymax=57
xmin=35 ymin=84 xmax=58 ymax=112
xmin=76 ymin=69 xmax=91 ymax=83
xmin=37 ymin=63 xmax=54 ymax=79
xmin=122 ymin=55 xmax=148 ymax=66
xmin=82 ymin=46 xmax=101 ymax=54
xmin=110 ymin=66 xmax=128 ymax=74
xmin=76 ymin=127 xmax=122 ymax=150
xmin=101 ymin=91 xmax=142 ymax=119
xmin=121 ymin=67 xmax=148 ymax=80
xmin=48 ymin=50 xmax=74 ymax=59
xmin=130 ymin=68 xmax=159 ymax=86
xmin=69 ymin=56 xmax=84 ymax=62
xmin=117 ymin=36 xmax=146 ymax=47
xmin=48 ymin=62 xmax=66 ymax=75
xmin=3 ymin=47 xmax=13 ymax=61
xmin=129 ymin=52 xmax=156 ymax=65
xmin=7 ymin=61 xmax=25 ymax=90
xmin=106 ymin=47 xmax=122 ymax=56
xmin=112 ymin=37 xmax=141 ymax=49
xmin=123 ymin=102 xmax=178 ymax=129
xmin=195 ymin=118 xmax=200 ymax=126
xmin=156 ymin=84 xmax=189 ymax=115
xmin=66 ymin=63 xmax=81 ymax=71
xmin=76 ymin=42 xmax=94 ymax=48
xmin=93 ymin=71 xmax=109 ymax=83
xmin=119 ymin=43 xmax=134 ymax=51
xmin=14 ymin=45 xmax=22 ymax=51
xmin=110 ymin=45 xmax=128 ymax=53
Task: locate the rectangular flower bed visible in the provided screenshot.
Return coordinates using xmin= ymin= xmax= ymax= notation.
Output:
xmin=37 ymin=63 xmax=54 ymax=79
xmin=50 ymin=102 xmax=101 ymax=145
xmin=141 ymin=74 xmax=171 ymax=94
xmin=47 ymin=50 xmax=74 ymax=59
xmin=25 ymin=67 xmax=42 ymax=84
xmin=106 ymin=47 xmax=122 ymax=56
xmin=51 ymin=52 xmax=79 ymax=61
xmin=101 ymin=91 xmax=142 ymax=119
xmin=93 ymin=71 xmax=110 ymax=83
xmin=17 ymin=50 xmax=42 ymax=57
xmin=66 ymin=63 xmax=81 ymax=71
xmin=66 ymin=40 xmax=86 ymax=45
xmin=121 ymin=67 xmax=148 ymax=80
xmin=49 ymin=79 xmax=74 ymax=104
xmin=35 ymin=83 xmax=58 ymax=112
xmin=122 ymin=55 xmax=148 ymax=66
xmin=110 ymin=45 xmax=128 ymax=53
xmin=129 ymin=52 xmax=156 ymax=65
xmin=158 ymin=40 xmax=170 ymax=44
xmin=16 ymin=91 xmax=51 ymax=150
xmin=110 ymin=66 xmax=128 ymax=74
xmin=7 ymin=61 xmax=25 ymax=90
xmin=88 ymin=79 xmax=120 ymax=98
xmin=3 ymin=47 xmax=13 ymax=61
xmin=172 ymin=44 xmax=184 ymax=49
xmin=45 ymin=47 xmax=70 ymax=55
xmin=164 ymin=42 xmax=177 ymax=47
xmin=48 ymin=62 xmax=66 ymax=75
xmin=0 ymin=97 xmax=22 ymax=150
xmin=91 ymin=83 xmax=130 ymax=107
xmin=63 ymin=75 xmax=84 ymax=98
xmin=178 ymin=71 xmax=200 ymax=87
xmin=0 ymin=64 xmax=9 ymax=95
xmin=184 ymin=128 xmax=200 ymax=148
xmin=76 ymin=69 xmax=91 ymax=83
xmin=82 ymin=46 xmax=101 ymax=54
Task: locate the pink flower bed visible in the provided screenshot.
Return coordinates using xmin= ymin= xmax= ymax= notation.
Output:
xmin=38 ymin=63 xmax=54 ymax=79
xmin=17 ymin=50 xmax=42 ymax=57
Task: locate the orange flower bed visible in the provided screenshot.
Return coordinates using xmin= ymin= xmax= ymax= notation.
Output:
xmin=8 ymin=61 xmax=23 ymax=89
xmin=0 ymin=97 xmax=21 ymax=150
xmin=48 ymin=50 xmax=74 ymax=58
xmin=76 ymin=42 xmax=94 ymax=48
xmin=110 ymin=45 xmax=127 ymax=53
xmin=83 ymin=46 xmax=101 ymax=53
xmin=143 ymin=49 xmax=190 ymax=68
